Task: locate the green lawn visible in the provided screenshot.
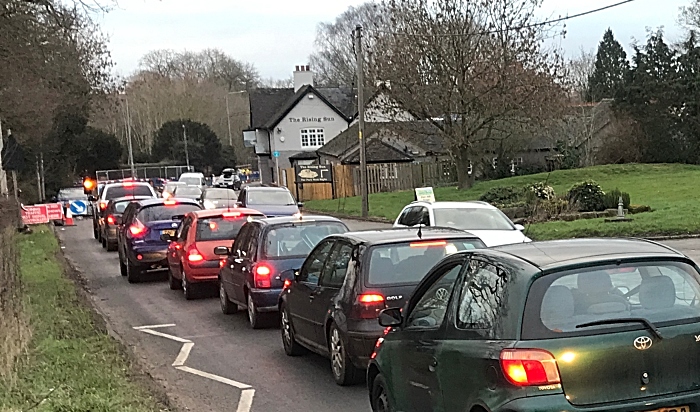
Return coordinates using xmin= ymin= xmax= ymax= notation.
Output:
xmin=306 ymin=163 xmax=700 ymax=240
xmin=0 ymin=227 xmax=166 ymax=411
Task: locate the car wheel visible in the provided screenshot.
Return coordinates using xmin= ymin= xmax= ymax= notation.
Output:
xmin=219 ymin=281 xmax=237 ymax=314
xmin=126 ymin=260 xmax=141 ymax=283
xmin=182 ymin=270 xmax=197 ymax=300
xmin=101 ymin=236 xmax=107 ymax=249
xmin=168 ymin=266 xmax=181 ymax=290
xmin=280 ymin=303 xmax=306 ymax=356
xmin=119 ymin=254 xmax=127 ymax=277
xmin=93 ymin=223 xmax=98 ymax=239
xmin=329 ymin=323 xmax=361 ymax=386
xmin=106 ymin=241 xmax=117 ymax=252
xmin=247 ymin=292 xmax=267 ymax=329
xmin=370 ymin=373 xmax=394 ymax=412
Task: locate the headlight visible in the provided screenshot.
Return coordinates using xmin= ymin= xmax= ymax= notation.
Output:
xmin=204 ymin=200 xmax=215 ymax=209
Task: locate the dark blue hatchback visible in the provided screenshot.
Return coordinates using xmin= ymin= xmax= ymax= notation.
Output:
xmin=117 ymin=198 xmax=202 ymax=283
xmin=218 ymin=215 xmax=349 ymax=328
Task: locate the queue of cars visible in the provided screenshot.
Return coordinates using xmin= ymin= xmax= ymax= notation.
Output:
xmin=86 ymin=176 xmax=700 ymax=411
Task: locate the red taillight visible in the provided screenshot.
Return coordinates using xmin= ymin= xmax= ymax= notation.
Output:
xmin=254 ymin=264 xmax=272 ymax=288
xmin=222 ymin=211 xmax=242 ymax=218
xmin=187 ymin=246 xmax=204 ymax=263
xmin=283 ymin=279 xmax=292 ymax=289
xmin=164 ymin=200 xmax=177 ymax=206
xmin=128 ymin=219 xmax=147 ymax=237
xmin=106 ymin=215 xmax=115 ymax=225
xmin=410 ymin=240 xmax=447 ymax=248
xmin=219 ymin=260 xmax=226 ymax=268
xmin=499 ymin=349 xmax=560 ymax=386
xmin=354 ymin=293 xmax=386 ymax=319
xmin=99 ymin=201 xmax=108 ymax=210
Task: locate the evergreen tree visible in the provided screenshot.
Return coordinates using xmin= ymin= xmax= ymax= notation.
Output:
xmin=587 ymin=29 xmax=630 ymax=102
xmin=152 ymin=120 xmax=224 ymax=174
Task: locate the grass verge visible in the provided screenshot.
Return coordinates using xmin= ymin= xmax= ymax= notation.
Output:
xmin=305 ymin=163 xmax=700 ymax=240
xmin=0 ymin=226 xmax=167 ymax=411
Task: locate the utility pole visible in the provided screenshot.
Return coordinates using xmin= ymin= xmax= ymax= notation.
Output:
xmin=40 ymin=152 xmax=45 ymax=201
xmin=182 ymin=124 xmax=190 ymax=169
xmin=35 ymin=156 xmax=42 ymax=202
xmin=356 ymin=24 xmax=369 ymax=217
xmin=225 ymin=93 xmax=233 ymax=147
xmin=0 ymin=118 xmax=7 ymax=197
xmin=124 ymin=94 xmax=136 ymax=178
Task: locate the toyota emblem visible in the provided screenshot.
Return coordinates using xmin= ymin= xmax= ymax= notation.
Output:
xmin=634 ymin=336 xmax=652 ymax=350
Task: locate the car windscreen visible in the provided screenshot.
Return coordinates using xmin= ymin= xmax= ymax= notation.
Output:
xmin=263 ymin=222 xmax=348 ymax=258
xmin=522 ymin=261 xmax=700 ymax=339
xmin=222 ymin=170 xmax=234 ymax=178
xmin=137 ymin=204 xmax=201 ymax=223
xmin=246 ymin=190 xmax=295 ymax=206
xmin=58 ymin=188 xmax=85 ymax=200
xmin=204 ymin=189 xmax=236 ymax=199
xmin=179 ymin=177 xmax=201 ymax=186
xmin=174 ymin=187 xmax=202 ymax=197
xmin=195 ymin=214 xmax=264 ymax=241
xmin=367 ymin=239 xmax=484 ymax=286
xmin=433 ymin=208 xmax=514 ymax=230
xmin=105 ymin=185 xmax=153 ymax=200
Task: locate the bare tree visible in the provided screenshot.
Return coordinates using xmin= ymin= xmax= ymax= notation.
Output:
xmin=680 ymin=1 xmax=700 ymax=30
xmin=567 ymin=48 xmax=596 ymax=102
xmin=372 ymin=0 xmax=567 ymax=188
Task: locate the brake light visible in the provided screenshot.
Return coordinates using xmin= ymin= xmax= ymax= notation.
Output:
xmin=164 ymin=200 xmax=177 ymax=206
xmin=254 ymin=264 xmax=272 ymax=288
xmin=354 ymin=293 xmax=386 ymax=319
xmin=410 ymin=240 xmax=447 ymax=248
xmin=222 ymin=211 xmax=242 ymax=218
xmin=106 ymin=215 xmax=116 ymax=225
xmin=187 ymin=246 xmax=204 ymax=263
xmin=283 ymin=279 xmax=292 ymax=289
xmin=99 ymin=201 xmax=108 ymax=211
xmin=123 ymin=181 xmax=134 ymax=187
xmin=128 ymin=219 xmax=147 ymax=237
xmin=500 ymin=349 xmax=560 ymax=386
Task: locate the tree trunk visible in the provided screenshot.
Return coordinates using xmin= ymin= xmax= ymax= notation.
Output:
xmin=455 ymin=145 xmax=474 ymax=190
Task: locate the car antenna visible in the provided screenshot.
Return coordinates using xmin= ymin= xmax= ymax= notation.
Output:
xmin=523 ymin=170 xmax=552 ymax=240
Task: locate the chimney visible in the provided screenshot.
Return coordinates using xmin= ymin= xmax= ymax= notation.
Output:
xmin=293 ymin=64 xmax=314 ymax=92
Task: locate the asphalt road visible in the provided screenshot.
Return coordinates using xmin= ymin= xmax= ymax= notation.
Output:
xmin=55 ymin=216 xmax=700 ymax=412
xmin=56 ymin=217 xmax=388 ymax=412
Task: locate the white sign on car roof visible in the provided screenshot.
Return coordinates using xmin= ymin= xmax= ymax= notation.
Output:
xmin=414 ymin=187 xmax=435 ymax=203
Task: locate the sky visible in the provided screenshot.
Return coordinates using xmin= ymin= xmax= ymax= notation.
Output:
xmin=96 ymin=0 xmax=689 ymax=80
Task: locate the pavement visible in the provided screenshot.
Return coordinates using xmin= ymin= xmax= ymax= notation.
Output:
xmin=55 ymin=216 xmax=700 ymax=412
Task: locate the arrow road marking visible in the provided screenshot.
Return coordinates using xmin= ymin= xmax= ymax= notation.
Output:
xmin=133 ymin=324 xmax=255 ymax=412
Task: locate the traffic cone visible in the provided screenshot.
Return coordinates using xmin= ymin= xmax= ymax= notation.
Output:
xmin=65 ymin=208 xmax=75 ymax=226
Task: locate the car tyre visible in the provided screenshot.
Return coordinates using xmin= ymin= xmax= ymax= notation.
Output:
xmin=182 ymin=270 xmax=197 ymax=300
xmin=219 ymin=281 xmax=237 ymax=314
xmin=280 ymin=303 xmax=306 ymax=356
xmin=106 ymin=241 xmax=117 ymax=252
xmin=168 ymin=266 xmax=181 ymax=290
xmin=126 ymin=260 xmax=141 ymax=283
xmin=119 ymin=254 xmax=127 ymax=277
xmin=247 ymin=292 xmax=268 ymax=329
xmin=101 ymin=236 xmax=107 ymax=249
xmin=370 ymin=373 xmax=394 ymax=412
xmin=329 ymin=322 xmax=361 ymax=386
xmin=93 ymin=223 xmax=99 ymax=239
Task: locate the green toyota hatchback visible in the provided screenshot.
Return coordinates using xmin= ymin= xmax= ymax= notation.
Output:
xmin=368 ymin=238 xmax=700 ymax=412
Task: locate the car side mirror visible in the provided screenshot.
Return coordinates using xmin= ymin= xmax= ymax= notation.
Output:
xmin=297 ymin=202 xmax=304 ymax=208
xmin=514 ymin=224 xmax=525 ymax=231
xmin=214 ymin=246 xmax=230 ymax=256
xmin=378 ymin=308 xmax=403 ymax=327
xmin=87 ymin=195 xmax=96 ymax=202
xmin=160 ymin=233 xmax=175 ymax=242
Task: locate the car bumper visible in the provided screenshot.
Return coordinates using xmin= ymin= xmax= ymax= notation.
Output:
xmin=249 ymin=288 xmax=284 ymax=312
xmin=128 ymin=246 xmax=168 ymax=271
xmin=184 ymin=260 xmax=222 ymax=283
xmin=346 ymin=328 xmax=384 ymax=370
xmin=496 ymin=391 xmax=700 ymax=412
xmin=104 ymin=227 xmax=118 ymax=242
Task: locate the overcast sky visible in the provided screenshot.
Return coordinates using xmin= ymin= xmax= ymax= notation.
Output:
xmin=97 ymin=0 xmax=688 ymax=80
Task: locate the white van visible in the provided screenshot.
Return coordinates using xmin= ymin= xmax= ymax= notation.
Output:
xmin=178 ymin=172 xmax=206 ymax=189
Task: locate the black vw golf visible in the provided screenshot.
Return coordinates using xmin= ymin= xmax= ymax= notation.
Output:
xmin=278 ymin=227 xmax=485 ymax=386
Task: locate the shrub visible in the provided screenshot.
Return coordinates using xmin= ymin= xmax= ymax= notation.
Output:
xmin=526 ymin=182 xmax=555 ymax=201
xmin=568 ymin=180 xmax=606 ymax=212
xmin=534 ymin=197 xmax=570 ymax=221
xmin=479 ymin=186 xmax=523 ymax=206
xmin=629 ymin=204 xmax=652 ymax=214
xmin=603 ymin=188 xmax=631 ymax=210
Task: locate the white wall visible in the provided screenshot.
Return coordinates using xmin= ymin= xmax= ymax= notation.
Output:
xmin=351 ymin=92 xmax=415 ymax=125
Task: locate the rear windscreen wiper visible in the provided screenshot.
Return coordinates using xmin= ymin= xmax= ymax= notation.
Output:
xmin=576 ymin=317 xmax=663 ymax=340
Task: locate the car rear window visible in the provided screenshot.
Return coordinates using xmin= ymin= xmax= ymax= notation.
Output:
xmin=263 ymin=222 xmax=348 ymax=258
xmin=137 ymin=204 xmax=201 ymax=223
xmin=113 ymin=201 xmax=133 ymax=213
xmin=180 ymin=177 xmax=202 ymax=186
xmin=247 ymin=190 xmax=295 ymax=206
xmin=105 ymin=185 xmax=153 ymax=199
xmin=433 ymin=208 xmax=514 ymax=230
xmin=174 ymin=187 xmax=202 ymax=197
xmin=523 ymin=261 xmax=700 ymax=339
xmin=367 ymin=239 xmax=484 ymax=285
xmin=195 ymin=214 xmax=264 ymax=241
xmin=204 ymin=189 xmax=236 ymax=199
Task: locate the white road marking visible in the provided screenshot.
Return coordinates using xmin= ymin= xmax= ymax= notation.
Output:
xmin=176 ymin=365 xmax=252 ymax=389
xmin=172 ymin=342 xmax=194 ymax=367
xmin=133 ymin=323 xmax=256 ymax=412
xmin=133 ymin=323 xmax=177 ymax=330
xmin=237 ymin=389 xmax=256 ymax=412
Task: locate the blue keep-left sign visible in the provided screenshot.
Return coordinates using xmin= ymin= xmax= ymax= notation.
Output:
xmin=273 ymin=151 xmax=280 ymax=158
xmin=69 ymin=200 xmax=88 ymax=216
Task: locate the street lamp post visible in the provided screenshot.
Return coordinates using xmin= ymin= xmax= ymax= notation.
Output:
xmin=182 ymin=124 xmax=190 ymax=169
xmin=225 ymin=90 xmax=247 ymax=147
xmin=122 ymin=93 xmax=136 ymax=178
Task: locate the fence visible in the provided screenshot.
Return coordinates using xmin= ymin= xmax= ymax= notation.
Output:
xmin=283 ymin=161 xmax=456 ymax=201
xmin=96 ymin=165 xmax=194 ymax=181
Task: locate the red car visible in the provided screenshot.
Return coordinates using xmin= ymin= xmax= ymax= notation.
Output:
xmin=166 ymin=208 xmax=265 ymax=299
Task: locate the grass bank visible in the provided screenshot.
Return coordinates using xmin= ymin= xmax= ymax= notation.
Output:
xmin=306 ymin=163 xmax=700 ymax=240
xmin=0 ymin=226 xmax=167 ymax=411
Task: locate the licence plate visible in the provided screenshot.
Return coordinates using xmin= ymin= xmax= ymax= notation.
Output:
xmin=646 ymin=406 xmax=690 ymax=412
xmin=161 ymin=229 xmax=175 ymax=237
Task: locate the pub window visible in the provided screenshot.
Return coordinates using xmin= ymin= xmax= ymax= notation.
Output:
xmin=300 ymin=128 xmax=325 ymax=148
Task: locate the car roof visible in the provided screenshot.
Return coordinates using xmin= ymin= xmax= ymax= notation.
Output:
xmin=245 ymin=185 xmax=290 ymax=192
xmin=109 ymin=196 xmax=153 ymax=203
xmin=103 ymin=181 xmax=152 ymax=189
xmin=137 ymin=198 xmax=201 ymax=207
xmin=407 ymin=200 xmax=496 ymax=210
xmin=490 ymin=238 xmax=686 ymax=271
xmin=192 ymin=208 xmax=264 ymax=219
xmin=336 ymin=227 xmax=480 ymax=246
xmin=256 ymin=215 xmax=344 ymax=226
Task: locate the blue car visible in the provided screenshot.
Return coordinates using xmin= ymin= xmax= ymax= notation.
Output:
xmin=217 ymin=215 xmax=349 ymax=328
xmin=236 ymin=185 xmax=303 ymax=217
xmin=117 ymin=198 xmax=203 ymax=283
